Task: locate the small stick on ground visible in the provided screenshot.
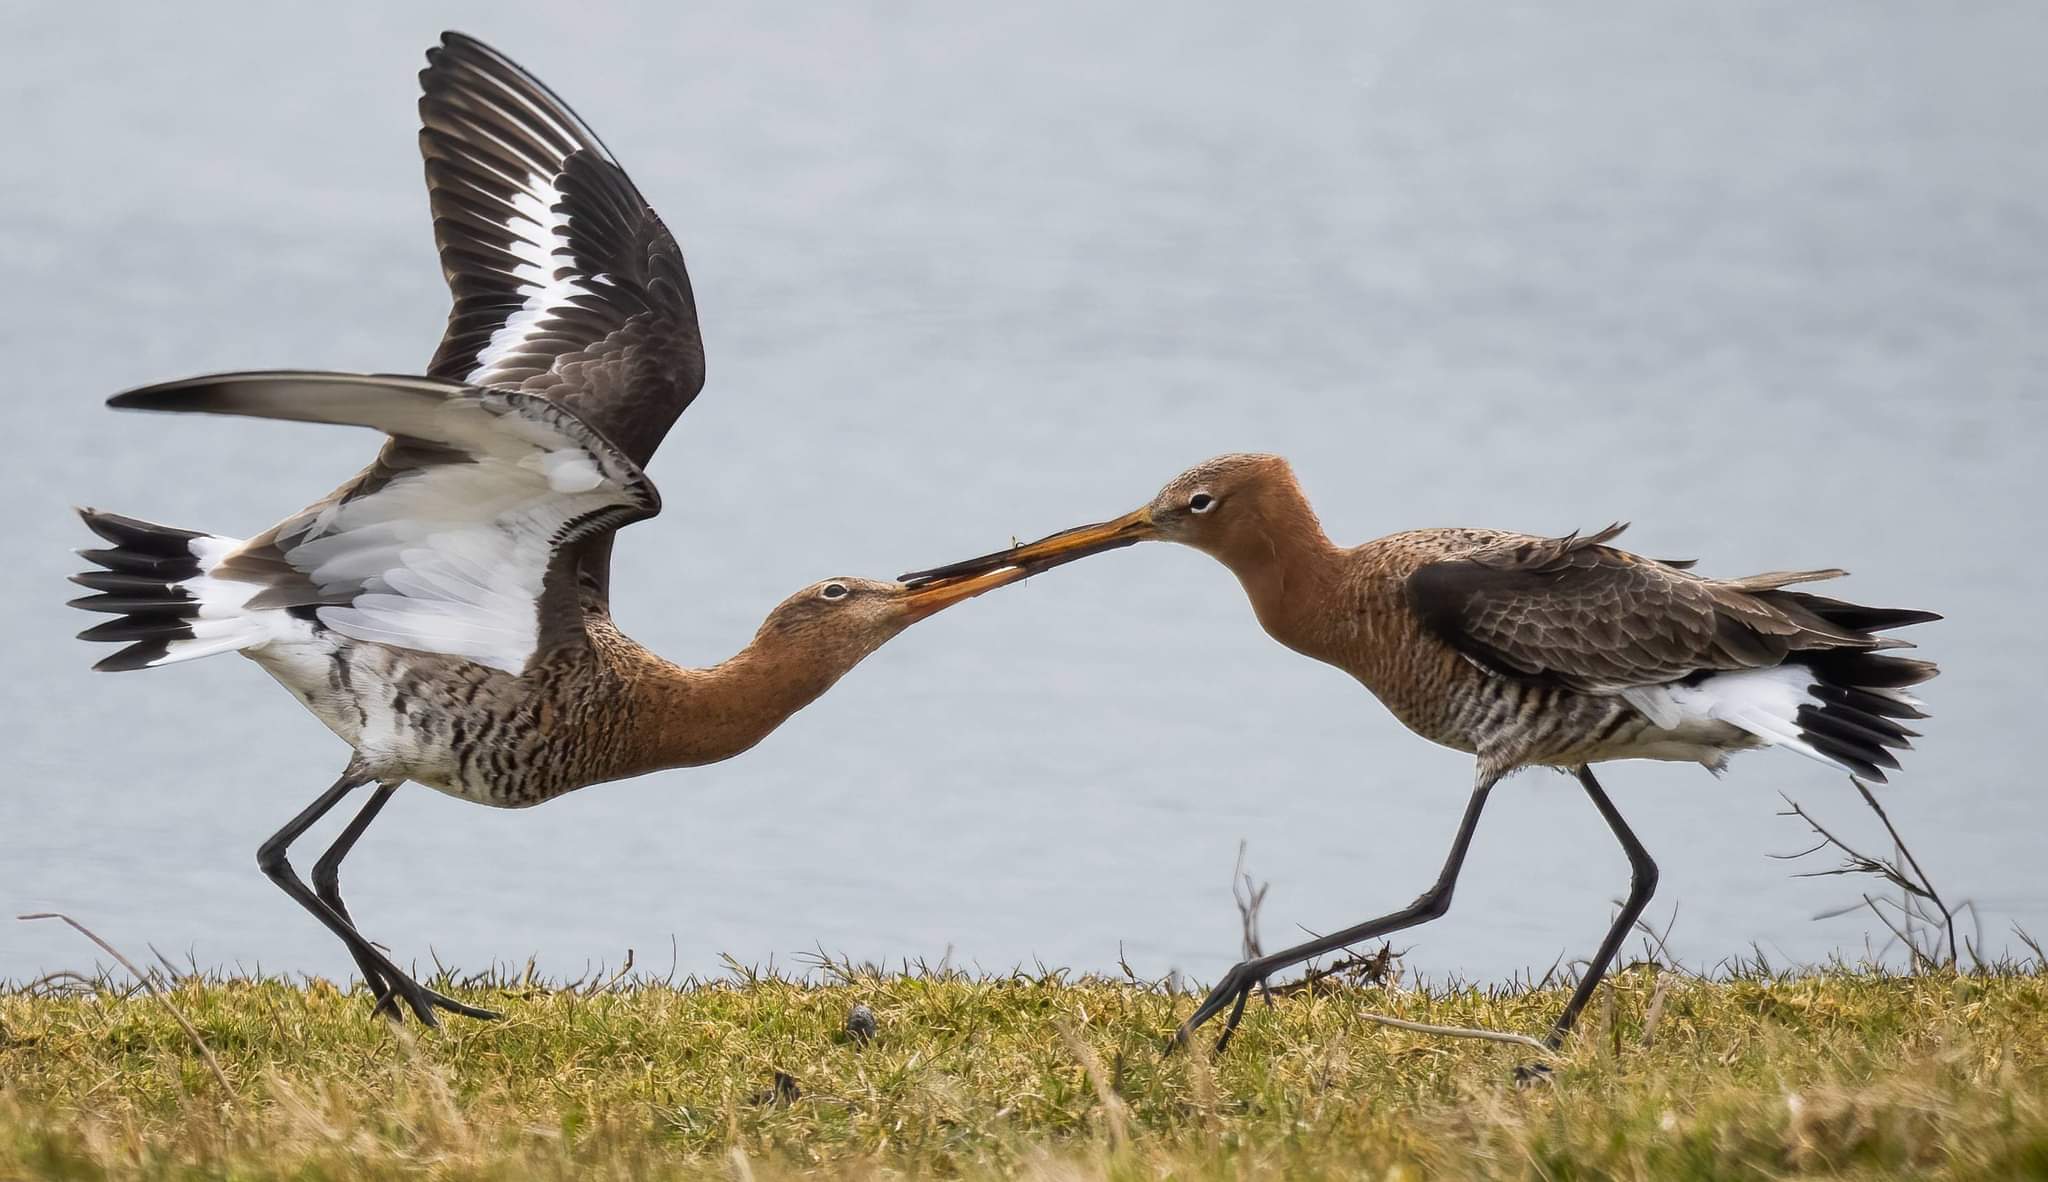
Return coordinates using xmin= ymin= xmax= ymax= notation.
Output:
xmin=1776 ymin=780 xmax=1960 ymax=970
xmin=2016 ymin=925 xmax=2046 ymax=967
xmin=1348 ymin=1010 xmax=1553 ymax=1054
xmin=1849 ymin=778 xmax=1958 ymax=967
xmin=1232 ymin=840 xmax=1267 ymax=961
xmin=1243 ymin=943 xmax=1543 ymax=1053
xmin=19 ymin=912 xmax=231 ymax=1094
xmin=23 ymin=969 xmax=99 ymax=997
xmin=1265 ymin=945 xmax=1400 ymax=998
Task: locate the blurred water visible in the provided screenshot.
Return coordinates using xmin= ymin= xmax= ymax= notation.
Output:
xmin=3 ymin=2 xmax=2043 ymax=990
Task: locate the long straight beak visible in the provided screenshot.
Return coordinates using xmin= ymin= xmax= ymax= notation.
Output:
xmin=893 ymin=563 xmax=1034 ymax=623
xmin=900 ymin=507 xmax=1157 ymax=587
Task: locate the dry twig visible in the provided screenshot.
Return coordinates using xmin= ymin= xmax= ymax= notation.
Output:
xmin=18 ymin=912 xmax=231 ymax=1094
xmin=1349 ymin=1010 xmax=1553 ymax=1054
xmin=584 ymin=949 xmax=636 ymax=996
xmin=1775 ymin=778 xmax=1960 ymax=971
xmin=1232 ymin=840 xmax=1268 ymax=961
xmin=1265 ymin=945 xmax=1401 ymax=998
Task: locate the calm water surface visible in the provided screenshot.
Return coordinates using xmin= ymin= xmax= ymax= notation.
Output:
xmin=3 ymin=3 xmax=2044 ymax=987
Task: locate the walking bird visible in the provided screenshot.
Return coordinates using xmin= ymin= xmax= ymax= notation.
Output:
xmin=903 ymin=453 xmax=1939 ymax=1054
xmin=69 ymin=34 xmax=1020 ymax=1025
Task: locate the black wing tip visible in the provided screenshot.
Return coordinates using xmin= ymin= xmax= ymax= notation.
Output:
xmin=108 ymin=373 xmax=470 ymax=425
xmin=106 ymin=371 xmax=264 ymax=411
xmin=1889 ymin=608 xmax=1944 ymax=628
xmin=427 ymin=31 xmax=494 ymax=69
xmin=421 ymin=32 xmax=508 ymax=99
xmin=418 ymin=27 xmax=616 ymax=163
xmin=1806 ymin=648 xmax=1940 ymax=692
xmin=436 ymin=31 xmax=516 ymax=60
xmin=108 ymin=374 xmax=255 ymax=413
xmin=107 ymin=386 xmax=172 ymax=411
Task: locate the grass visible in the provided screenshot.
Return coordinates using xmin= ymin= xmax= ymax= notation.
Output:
xmin=3 ymin=958 xmax=2046 ymax=1180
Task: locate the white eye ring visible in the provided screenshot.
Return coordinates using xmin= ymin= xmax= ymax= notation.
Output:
xmin=820 ymin=582 xmax=850 ymax=600
xmin=1188 ymin=491 xmax=1217 ymax=513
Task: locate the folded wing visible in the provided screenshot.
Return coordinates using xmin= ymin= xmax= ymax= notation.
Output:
xmin=1405 ymin=524 xmax=1931 ymax=693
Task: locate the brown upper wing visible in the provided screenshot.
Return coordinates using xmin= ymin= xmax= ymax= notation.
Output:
xmin=1404 ymin=524 xmax=1878 ymax=693
xmin=418 ymin=33 xmax=704 ymax=472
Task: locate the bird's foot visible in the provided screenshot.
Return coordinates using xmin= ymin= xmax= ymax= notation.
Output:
xmin=349 ymin=958 xmax=401 ymax=1017
xmin=1170 ymin=960 xmax=1268 ymax=1054
xmin=369 ymin=972 xmax=501 ymax=1026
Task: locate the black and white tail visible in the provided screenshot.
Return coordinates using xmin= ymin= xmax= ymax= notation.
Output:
xmin=1638 ymin=590 xmax=1939 ymax=783
xmin=1780 ymin=612 xmax=1938 ymax=783
xmin=70 ymin=509 xmax=268 ymax=671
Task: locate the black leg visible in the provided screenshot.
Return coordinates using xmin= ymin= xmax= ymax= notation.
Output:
xmin=258 ymin=769 xmax=498 ymax=1025
xmin=309 ymin=783 xmax=489 ymax=1020
xmin=311 ymin=782 xmax=398 ymax=1010
xmin=1176 ymin=773 xmax=1501 ymax=1052
xmin=1543 ymin=765 xmax=1658 ymax=1048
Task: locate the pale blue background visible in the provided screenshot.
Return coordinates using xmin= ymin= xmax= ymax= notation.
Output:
xmin=3 ymin=2 xmax=2042 ymax=987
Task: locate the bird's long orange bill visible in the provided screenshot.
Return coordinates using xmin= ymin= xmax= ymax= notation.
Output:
xmin=894 ymin=563 xmax=1035 ymax=623
xmin=900 ymin=507 xmax=1158 ymax=587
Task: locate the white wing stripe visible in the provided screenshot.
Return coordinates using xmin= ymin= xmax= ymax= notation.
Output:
xmin=463 ymin=168 xmax=604 ymax=387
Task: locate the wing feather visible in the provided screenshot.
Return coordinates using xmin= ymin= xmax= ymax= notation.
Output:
xmin=1406 ymin=526 xmax=1881 ymax=694
xmin=109 ymin=371 xmax=659 ymax=674
xmin=417 ymin=32 xmax=704 ymax=469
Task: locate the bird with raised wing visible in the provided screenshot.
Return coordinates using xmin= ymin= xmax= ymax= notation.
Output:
xmin=69 ymin=34 xmax=1020 ymax=1025
xmin=903 ymin=453 xmax=1939 ymax=1057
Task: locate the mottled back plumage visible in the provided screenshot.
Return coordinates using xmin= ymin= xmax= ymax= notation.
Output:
xmin=1405 ymin=522 xmax=1935 ymax=692
xmin=1382 ymin=523 xmax=1938 ymax=781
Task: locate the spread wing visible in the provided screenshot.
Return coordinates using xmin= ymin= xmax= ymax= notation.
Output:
xmin=1404 ymin=524 xmax=1889 ymax=694
xmin=418 ymin=32 xmax=704 ymax=468
xmin=108 ymin=372 xmax=660 ymax=675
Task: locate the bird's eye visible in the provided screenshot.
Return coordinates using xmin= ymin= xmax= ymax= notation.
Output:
xmin=1188 ymin=492 xmax=1217 ymax=513
xmin=820 ymin=582 xmax=850 ymax=601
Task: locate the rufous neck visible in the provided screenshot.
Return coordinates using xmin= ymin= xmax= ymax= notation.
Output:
xmin=1204 ymin=493 xmax=1347 ymax=660
xmin=632 ymin=635 xmax=849 ymax=773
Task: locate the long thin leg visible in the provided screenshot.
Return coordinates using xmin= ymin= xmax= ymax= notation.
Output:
xmin=259 ymin=770 xmax=498 ymax=1025
xmin=311 ymin=782 xmax=398 ymax=1009
xmin=1544 ymin=765 xmax=1659 ymax=1047
xmin=310 ymin=783 xmax=485 ymax=1019
xmin=1177 ymin=772 xmax=1501 ymax=1052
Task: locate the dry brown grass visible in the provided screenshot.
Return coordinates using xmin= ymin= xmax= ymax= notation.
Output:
xmin=3 ymin=962 xmax=2044 ymax=1179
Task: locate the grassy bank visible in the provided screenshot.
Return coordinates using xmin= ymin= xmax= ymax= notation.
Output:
xmin=3 ymin=963 xmax=2045 ymax=1179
